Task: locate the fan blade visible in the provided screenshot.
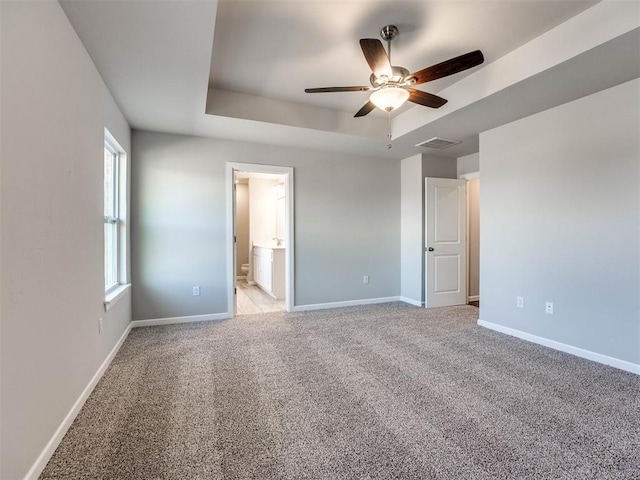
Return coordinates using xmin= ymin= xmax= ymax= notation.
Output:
xmin=305 ymin=86 xmax=370 ymax=93
xmin=354 ymin=101 xmax=376 ymax=118
xmin=408 ymin=50 xmax=484 ymax=85
xmin=407 ymin=88 xmax=448 ymax=108
xmin=359 ymin=39 xmax=393 ymax=79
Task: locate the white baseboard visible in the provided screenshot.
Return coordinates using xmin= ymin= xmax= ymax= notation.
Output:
xmin=468 ymin=295 xmax=479 ymax=302
xmin=24 ymin=323 xmax=133 ymax=480
xmin=399 ymin=296 xmax=423 ymax=307
xmin=131 ymin=312 xmax=231 ymax=328
xmin=292 ymin=296 xmax=401 ymax=312
xmin=478 ymin=319 xmax=640 ymax=375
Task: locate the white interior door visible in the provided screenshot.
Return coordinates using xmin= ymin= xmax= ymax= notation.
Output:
xmin=425 ymin=178 xmax=467 ymax=307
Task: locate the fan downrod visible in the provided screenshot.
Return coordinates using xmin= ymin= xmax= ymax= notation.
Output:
xmin=379 ymin=25 xmax=398 ymax=42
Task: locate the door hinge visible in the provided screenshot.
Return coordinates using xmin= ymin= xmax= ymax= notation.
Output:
xmin=234 ymin=287 xmax=237 ymax=295
xmin=234 ymin=235 xmax=237 ymax=243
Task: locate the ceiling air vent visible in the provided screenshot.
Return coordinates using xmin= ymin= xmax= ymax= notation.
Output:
xmin=416 ymin=137 xmax=461 ymax=150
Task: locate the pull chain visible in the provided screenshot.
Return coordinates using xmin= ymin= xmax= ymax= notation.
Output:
xmin=387 ymin=112 xmax=392 ymax=149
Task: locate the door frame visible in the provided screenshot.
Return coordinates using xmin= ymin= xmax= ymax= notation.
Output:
xmin=226 ymin=162 xmax=295 ymax=315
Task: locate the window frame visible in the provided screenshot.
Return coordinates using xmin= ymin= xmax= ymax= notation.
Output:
xmin=104 ymin=139 xmax=120 ymax=294
xmin=103 ymin=128 xmax=129 ymax=307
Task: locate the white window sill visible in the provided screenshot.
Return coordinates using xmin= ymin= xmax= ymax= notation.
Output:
xmin=104 ymin=284 xmax=131 ymax=311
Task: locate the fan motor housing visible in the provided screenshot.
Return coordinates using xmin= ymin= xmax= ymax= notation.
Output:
xmin=369 ymin=66 xmax=409 ymax=87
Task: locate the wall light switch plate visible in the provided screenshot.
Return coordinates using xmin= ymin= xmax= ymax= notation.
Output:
xmin=193 ymin=286 xmax=200 ymax=296
xmin=363 ymin=275 xmax=369 ymax=284
xmin=516 ymin=296 xmax=524 ymax=308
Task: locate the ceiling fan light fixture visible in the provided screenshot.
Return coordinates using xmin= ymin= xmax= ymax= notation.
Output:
xmin=370 ymin=86 xmax=409 ymax=112
xmin=304 ymin=25 xmax=484 ymax=122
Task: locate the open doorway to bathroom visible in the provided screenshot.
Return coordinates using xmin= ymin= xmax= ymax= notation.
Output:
xmin=235 ymin=171 xmax=286 ymax=314
xmin=226 ymin=163 xmax=294 ymax=317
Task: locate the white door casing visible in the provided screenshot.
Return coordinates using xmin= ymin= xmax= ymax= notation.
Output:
xmin=425 ymin=178 xmax=467 ymax=307
xmin=232 ymin=183 xmax=237 ymax=315
xmin=226 ymin=162 xmax=295 ymax=316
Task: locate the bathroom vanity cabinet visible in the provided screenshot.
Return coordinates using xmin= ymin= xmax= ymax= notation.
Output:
xmin=253 ymin=245 xmax=285 ymax=300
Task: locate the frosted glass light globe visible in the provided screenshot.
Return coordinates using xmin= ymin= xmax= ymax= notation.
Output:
xmin=370 ymin=86 xmax=410 ymax=112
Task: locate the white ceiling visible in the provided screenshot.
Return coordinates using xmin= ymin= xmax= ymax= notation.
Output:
xmin=60 ymin=0 xmax=640 ymax=161
xmin=209 ymin=0 xmax=597 ymax=113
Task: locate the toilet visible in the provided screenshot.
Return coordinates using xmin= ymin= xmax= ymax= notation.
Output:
xmin=241 ymin=263 xmax=250 ymax=275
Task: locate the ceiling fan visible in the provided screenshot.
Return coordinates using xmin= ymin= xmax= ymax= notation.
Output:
xmin=305 ymin=25 xmax=484 ymax=117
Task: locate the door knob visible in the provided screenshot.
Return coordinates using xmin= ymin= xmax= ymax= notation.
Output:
xmin=428 ymin=247 xmax=434 ymax=251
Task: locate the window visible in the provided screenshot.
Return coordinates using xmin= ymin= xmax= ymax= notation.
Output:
xmin=104 ymin=141 xmax=119 ymax=291
xmin=103 ymin=129 xmax=127 ymax=299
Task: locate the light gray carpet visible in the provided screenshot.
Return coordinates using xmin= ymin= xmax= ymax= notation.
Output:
xmin=41 ymin=303 xmax=639 ymax=479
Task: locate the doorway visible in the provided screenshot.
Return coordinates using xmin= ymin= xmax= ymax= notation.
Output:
xmin=461 ymin=172 xmax=480 ymax=307
xmin=226 ymin=163 xmax=294 ymax=316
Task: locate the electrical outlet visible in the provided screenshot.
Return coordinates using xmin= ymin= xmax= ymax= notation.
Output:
xmin=516 ymin=296 xmax=524 ymax=308
xmin=545 ymin=302 xmax=554 ymax=314
xmin=363 ymin=275 xmax=369 ymax=284
xmin=98 ymin=317 xmax=103 ymax=335
xmin=193 ymin=286 xmax=200 ymax=296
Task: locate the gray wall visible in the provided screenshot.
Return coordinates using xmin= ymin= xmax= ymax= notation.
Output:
xmin=480 ymin=78 xmax=639 ymax=365
xmin=131 ymin=131 xmax=401 ymax=320
xmin=400 ymin=155 xmax=423 ymax=304
xmin=1 ymin=2 xmax=131 ymax=478
xmin=457 ymin=152 xmax=480 ymax=177
xmin=422 ymin=154 xmax=457 ymax=178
